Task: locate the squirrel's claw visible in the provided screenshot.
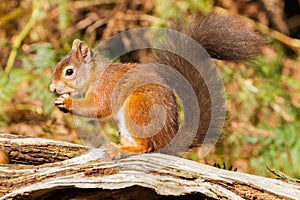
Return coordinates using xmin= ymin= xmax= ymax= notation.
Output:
xmin=54 ymin=94 xmax=72 ymax=112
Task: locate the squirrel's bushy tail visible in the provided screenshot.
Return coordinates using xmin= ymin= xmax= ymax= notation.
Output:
xmin=175 ymin=14 xmax=264 ymax=61
xmin=154 ymin=14 xmax=264 ymax=149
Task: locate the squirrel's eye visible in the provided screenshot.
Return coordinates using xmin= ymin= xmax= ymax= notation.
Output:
xmin=65 ymin=68 xmax=74 ymax=76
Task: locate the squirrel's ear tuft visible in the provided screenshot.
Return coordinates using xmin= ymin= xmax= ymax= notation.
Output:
xmin=72 ymin=39 xmax=92 ymax=62
xmin=72 ymin=39 xmax=83 ymax=50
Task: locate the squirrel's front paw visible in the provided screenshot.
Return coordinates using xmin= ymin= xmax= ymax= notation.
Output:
xmin=55 ymin=94 xmax=72 ymax=112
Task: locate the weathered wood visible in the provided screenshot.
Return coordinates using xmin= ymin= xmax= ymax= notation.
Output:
xmin=0 ymin=134 xmax=88 ymax=165
xmin=0 ymin=134 xmax=299 ymax=200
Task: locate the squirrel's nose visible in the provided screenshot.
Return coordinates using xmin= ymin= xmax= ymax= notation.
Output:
xmin=49 ymin=84 xmax=56 ymax=93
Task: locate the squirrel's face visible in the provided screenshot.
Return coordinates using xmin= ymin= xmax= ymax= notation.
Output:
xmin=50 ymin=39 xmax=93 ymax=97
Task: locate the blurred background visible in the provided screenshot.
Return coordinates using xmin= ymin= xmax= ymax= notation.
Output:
xmin=0 ymin=0 xmax=299 ymax=179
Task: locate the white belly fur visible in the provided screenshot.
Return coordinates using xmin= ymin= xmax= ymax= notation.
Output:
xmin=114 ymin=105 xmax=137 ymax=146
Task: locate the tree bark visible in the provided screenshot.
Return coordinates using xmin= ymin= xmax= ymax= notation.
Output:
xmin=0 ymin=134 xmax=299 ymax=200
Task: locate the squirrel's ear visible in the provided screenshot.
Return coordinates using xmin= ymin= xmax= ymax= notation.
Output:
xmin=72 ymin=39 xmax=93 ymax=63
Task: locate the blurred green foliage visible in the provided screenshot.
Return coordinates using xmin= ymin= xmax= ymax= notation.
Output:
xmin=250 ymin=123 xmax=300 ymax=177
xmin=221 ymin=41 xmax=300 ymax=178
xmin=0 ymin=0 xmax=72 ymax=123
xmin=20 ymin=43 xmax=57 ymax=114
xmin=0 ymin=43 xmax=57 ymax=121
xmin=58 ymin=0 xmax=71 ymax=31
xmin=154 ymin=0 xmax=213 ymax=20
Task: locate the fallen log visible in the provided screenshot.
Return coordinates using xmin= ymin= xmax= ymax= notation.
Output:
xmin=0 ymin=134 xmax=299 ymax=199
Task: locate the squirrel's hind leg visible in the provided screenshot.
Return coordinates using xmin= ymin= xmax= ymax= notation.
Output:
xmin=120 ymin=145 xmax=152 ymax=154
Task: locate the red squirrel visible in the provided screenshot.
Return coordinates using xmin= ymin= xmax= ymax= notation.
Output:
xmin=50 ymin=14 xmax=264 ymax=154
